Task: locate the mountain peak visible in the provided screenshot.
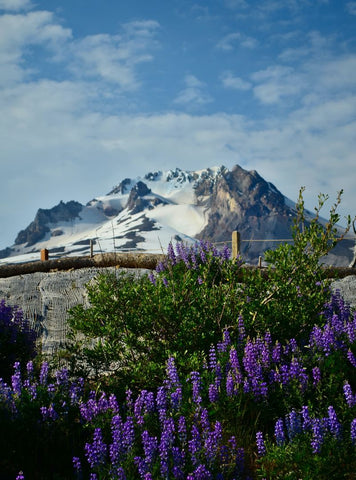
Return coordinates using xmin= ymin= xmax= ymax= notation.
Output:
xmin=0 ymin=164 xmax=353 ymax=266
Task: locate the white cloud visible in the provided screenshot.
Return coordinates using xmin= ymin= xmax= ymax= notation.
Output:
xmin=0 ymin=0 xmax=32 ymax=11
xmin=69 ymin=20 xmax=159 ymax=89
xmin=221 ymin=71 xmax=252 ymax=90
xmin=0 ymin=10 xmax=72 ymax=86
xmin=346 ymin=2 xmax=356 ymax=15
xmin=216 ymin=32 xmax=258 ymax=51
xmin=174 ymin=75 xmax=213 ymax=106
xmin=251 ymin=65 xmax=305 ymax=104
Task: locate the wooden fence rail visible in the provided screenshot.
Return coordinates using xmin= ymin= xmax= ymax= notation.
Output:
xmin=0 ymin=231 xmax=354 ymax=279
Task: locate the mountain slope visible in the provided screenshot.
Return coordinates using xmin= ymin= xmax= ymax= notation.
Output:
xmin=0 ymin=165 xmax=354 ymax=265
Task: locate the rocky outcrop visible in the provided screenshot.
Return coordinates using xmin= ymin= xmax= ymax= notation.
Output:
xmin=195 ymin=165 xmax=294 ymax=263
xmin=15 ymin=201 xmax=83 ymax=247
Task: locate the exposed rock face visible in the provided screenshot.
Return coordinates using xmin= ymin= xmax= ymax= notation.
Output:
xmin=108 ymin=178 xmax=132 ymax=195
xmin=195 ymin=165 xmax=294 ymax=262
xmin=126 ymin=181 xmax=152 ymax=214
xmin=15 ymin=201 xmax=83 ymax=247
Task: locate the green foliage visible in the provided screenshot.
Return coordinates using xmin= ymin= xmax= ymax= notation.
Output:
xmin=65 ymin=188 xmax=353 ymax=394
xmin=66 ymin=249 xmax=244 ymax=392
xmin=237 ymin=188 xmax=353 ymax=341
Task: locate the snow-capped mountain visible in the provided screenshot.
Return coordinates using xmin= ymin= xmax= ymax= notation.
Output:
xmin=0 ymin=165 xmax=354 ymax=265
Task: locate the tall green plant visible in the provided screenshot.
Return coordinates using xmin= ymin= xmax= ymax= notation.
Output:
xmin=239 ymin=188 xmax=353 ymax=341
xmin=66 ymin=243 xmax=243 ymax=391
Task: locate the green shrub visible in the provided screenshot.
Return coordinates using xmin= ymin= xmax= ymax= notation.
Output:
xmin=238 ymin=188 xmax=352 ymax=341
xmin=64 ymin=189 xmax=353 ymax=395
xmin=66 ymin=244 xmax=243 ymax=392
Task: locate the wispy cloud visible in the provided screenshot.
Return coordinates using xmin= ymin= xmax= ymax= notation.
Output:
xmin=0 ymin=0 xmax=32 ymax=11
xmin=0 ymin=10 xmax=72 ymax=87
xmin=216 ymin=31 xmax=258 ymax=50
xmin=69 ymin=20 xmax=160 ymax=89
xmin=251 ymin=65 xmax=305 ymax=104
xmin=221 ymin=71 xmax=252 ymax=90
xmin=173 ymin=75 xmax=213 ymax=107
xmin=346 ymin=2 xmax=356 ymax=15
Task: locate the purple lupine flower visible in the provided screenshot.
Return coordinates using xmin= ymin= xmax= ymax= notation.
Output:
xmin=192 ymin=463 xmax=212 ymax=479
xmin=208 ymin=346 xmax=217 ymax=371
xmin=40 ymin=403 xmax=58 ymax=422
xmin=301 ymin=406 xmax=312 ymax=432
xmin=125 ymin=389 xmax=134 ymax=411
xmin=39 ymin=362 xmax=49 ymax=385
xmin=274 ymin=419 xmax=286 ymax=446
xmin=11 ymin=362 xmax=22 ymax=396
xmin=237 ymin=315 xmax=245 ymax=343
xmin=142 ymin=430 xmax=158 ymax=468
xmin=16 ymin=472 xmax=25 ymax=480
xmin=72 ymin=456 xmax=81 ymax=472
xmin=204 ymin=421 xmax=222 ymax=464
xmin=351 ymin=419 xmax=356 ymax=445
xmin=200 ymin=408 xmax=210 ymax=434
xmin=109 ymin=393 xmax=119 ymax=412
xmin=327 ymin=406 xmax=342 ymax=439
xmin=217 ymin=329 xmax=231 ymax=352
xmin=312 ymin=366 xmax=321 ymax=387
xmin=347 ymin=349 xmax=356 ymax=367
xmin=26 ymin=361 xmax=34 ymax=377
xmin=343 ymin=382 xmax=356 ymax=408
xmin=171 ymin=386 xmax=182 ymax=411
xmin=166 ymin=357 xmax=181 ymax=389
xmin=208 ymin=383 xmax=219 ymax=403
xmin=197 ymin=277 xmax=203 ymax=285
xmin=285 ymin=410 xmax=301 ymax=441
xmin=55 ymin=367 xmax=69 ymax=386
xmin=159 ymin=417 xmax=175 ymax=477
xmin=85 ymin=427 xmax=107 ymax=468
xmin=189 ymin=371 xmax=202 ymax=405
xmin=122 ymin=416 xmax=135 ymax=451
xmin=279 ymin=364 xmax=290 ymax=386
xmin=134 ymin=390 xmax=150 ymax=425
xmin=172 ymin=446 xmax=186 ymax=479
xmin=311 ymin=418 xmax=324 ymax=454
xmin=156 ymin=261 xmax=166 ymax=273
xmin=148 ymin=272 xmax=156 ymax=285
xmin=189 ymin=424 xmax=202 ymax=466
xmin=178 ymin=416 xmax=187 ymax=444
xmin=226 ymin=374 xmax=235 ymax=397
xmin=162 ymin=277 xmax=169 ymax=287
xmin=222 ymin=244 xmax=231 ymax=261
xmin=69 ymin=378 xmax=84 ymax=405
xmin=156 ymin=386 xmax=167 ymax=422
xmin=256 ymin=431 xmax=266 ymax=456
xmin=167 ymin=242 xmax=177 ymax=265
xmin=116 ymin=467 xmax=126 ymax=480
xmin=110 ymin=414 xmax=124 ymax=466
xmin=143 ymin=391 xmax=155 ymax=415
xmin=272 ymin=342 xmax=282 ymax=363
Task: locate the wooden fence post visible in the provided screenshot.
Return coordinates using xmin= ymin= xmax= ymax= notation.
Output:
xmin=232 ymin=231 xmax=240 ymax=258
xmin=41 ymin=249 xmax=49 ymax=261
xmin=90 ymin=239 xmax=94 ymax=258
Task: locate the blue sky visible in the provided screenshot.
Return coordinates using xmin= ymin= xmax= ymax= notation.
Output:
xmin=0 ymin=0 xmax=355 ymax=249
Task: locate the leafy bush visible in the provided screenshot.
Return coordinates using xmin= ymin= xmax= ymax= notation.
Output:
xmin=0 ymin=299 xmax=37 ymax=381
xmin=65 ymin=189 xmax=352 ymax=393
xmin=66 ymin=242 xmax=244 ymax=391
xmin=237 ymin=188 xmax=352 ymax=341
xmin=2 ymin=291 xmax=355 ymax=479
